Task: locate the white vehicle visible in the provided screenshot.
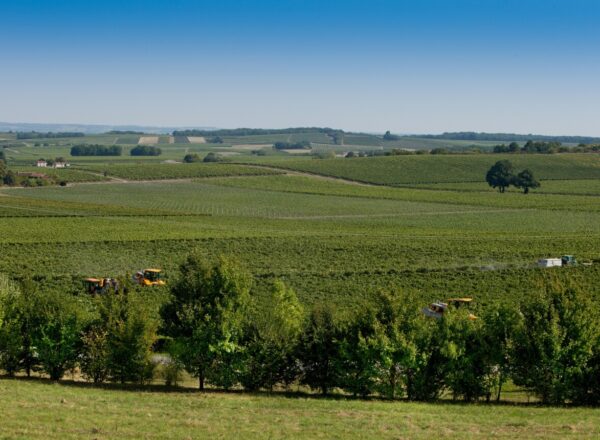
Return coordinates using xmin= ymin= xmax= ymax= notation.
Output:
xmin=537 ymin=258 xmax=562 ymax=268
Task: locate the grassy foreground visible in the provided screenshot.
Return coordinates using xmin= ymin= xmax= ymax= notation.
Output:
xmin=1 ymin=379 xmax=599 ymax=439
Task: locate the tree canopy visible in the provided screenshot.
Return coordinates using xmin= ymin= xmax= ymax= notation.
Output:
xmin=513 ymin=169 xmax=540 ymax=194
xmin=485 ymin=160 xmax=514 ymax=193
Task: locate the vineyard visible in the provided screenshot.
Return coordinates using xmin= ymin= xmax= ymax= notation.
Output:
xmin=2 ymin=152 xmax=600 ymax=311
xmin=245 ymin=154 xmax=600 ymax=185
xmin=78 ymin=163 xmax=284 ymax=180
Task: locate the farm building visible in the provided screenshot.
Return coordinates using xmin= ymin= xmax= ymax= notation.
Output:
xmin=53 ymin=161 xmax=69 ymax=168
xmin=36 ymin=159 xmax=47 ymax=167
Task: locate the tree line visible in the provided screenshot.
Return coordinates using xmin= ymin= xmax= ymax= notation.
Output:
xmin=410 ymin=132 xmax=600 ymax=144
xmin=106 ymin=130 xmax=145 ymax=135
xmin=173 ymin=128 xmax=342 ymax=137
xmin=16 ymin=132 xmax=85 ymax=140
xmin=130 ymin=145 xmax=162 ymax=156
xmin=2 ymin=257 xmax=599 ymax=405
xmin=273 ymin=141 xmax=311 ymax=150
xmin=70 ymin=144 xmax=122 ymax=156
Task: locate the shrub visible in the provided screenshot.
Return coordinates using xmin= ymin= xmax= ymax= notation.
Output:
xmin=203 ymin=152 xmax=224 ymax=163
xmin=183 ymin=153 xmax=201 ymax=163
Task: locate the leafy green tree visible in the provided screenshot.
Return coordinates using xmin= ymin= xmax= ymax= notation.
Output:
xmin=383 ymin=130 xmax=399 ymax=141
xmin=575 ymin=338 xmax=600 ymax=405
xmin=513 ymin=169 xmax=540 ymax=194
xmin=405 ymin=317 xmax=449 ymax=401
xmin=0 ymin=320 xmax=22 ymax=375
xmin=34 ymin=314 xmax=81 ymax=381
xmin=480 ymin=302 xmax=520 ymax=402
xmin=183 ymin=153 xmax=201 ymax=163
xmin=485 ymin=160 xmax=514 ymax=193
xmin=0 ymin=280 xmax=46 ymax=377
xmin=440 ymin=311 xmax=489 ymax=402
xmin=160 ymin=254 xmax=251 ymax=390
xmin=338 ymin=310 xmax=379 ymax=397
xmin=0 ymin=275 xmax=23 ymax=375
xmin=3 ymin=170 xmax=16 ymax=186
xmin=0 ymin=160 xmax=6 ymax=184
xmin=240 ymin=280 xmax=304 ymax=391
xmin=369 ymin=291 xmax=422 ymax=399
xmin=103 ymin=293 xmax=158 ymax=384
xmin=298 ymin=303 xmax=343 ymax=395
xmin=80 ymin=325 xmax=110 ymax=384
xmin=511 ymin=285 xmax=600 ymax=404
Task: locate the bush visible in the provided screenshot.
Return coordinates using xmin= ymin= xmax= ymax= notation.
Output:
xmin=183 ymin=153 xmax=201 ymax=163
xmin=312 ymin=151 xmax=336 ymax=160
xmin=203 ymin=152 xmax=224 ymax=163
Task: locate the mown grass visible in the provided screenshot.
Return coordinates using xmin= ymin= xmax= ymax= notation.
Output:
xmin=1 ymin=379 xmax=598 ymax=439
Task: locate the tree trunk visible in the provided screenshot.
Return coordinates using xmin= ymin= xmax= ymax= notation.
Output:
xmin=321 ymin=385 xmax=327 ymax=395
xmin=389 ymin=366 xmax=397 ymax=400
xmin=496 ymin=377 xmax=503 ymax=402
xmin=199 ymin=374 xmax=205 ymax=391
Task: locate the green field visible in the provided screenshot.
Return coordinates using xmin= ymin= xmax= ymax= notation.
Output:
xmin=2 ymin=137 xmax=600 ymax=435
xmin=2 ymin=379 xmax=598 ymax=439
xmin=245 ymin=154 xmax=600 ymax=185
xmin=2 ymin=155 xmax=600 ymax=310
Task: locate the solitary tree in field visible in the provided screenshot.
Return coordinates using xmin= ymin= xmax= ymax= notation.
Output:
xmin=513 ymin=169 xmax=540 ymax=194
xmin=383 ymin=130 xmax=399 ymax=141
xmin=485 ymin=160 xmax=514 ymax=193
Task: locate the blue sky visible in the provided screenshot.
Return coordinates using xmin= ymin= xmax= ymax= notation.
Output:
xmin=1 ymin=0 xmax=599 ymax=134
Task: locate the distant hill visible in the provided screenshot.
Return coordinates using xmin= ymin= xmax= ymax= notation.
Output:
xmin=0 ymin=122 xmax=217 ymax=135
xmin=406 ymin=132 xmax=600 ymax=144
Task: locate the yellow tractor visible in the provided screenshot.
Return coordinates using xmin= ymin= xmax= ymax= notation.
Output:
xmin=134 ymin=269 xmax=166 ymax=287
xmin=83 ymin=277 xmax=119 ymax=294
xmin=422 ymin=297 xmax=477 ymax=320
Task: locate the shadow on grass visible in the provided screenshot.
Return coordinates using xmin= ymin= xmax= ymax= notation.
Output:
xmin=0 ymin=374 xmax=552 ymax=407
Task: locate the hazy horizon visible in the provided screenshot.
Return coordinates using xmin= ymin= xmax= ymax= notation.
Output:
xmin=2 ymin=0 xmax=599 ymax=136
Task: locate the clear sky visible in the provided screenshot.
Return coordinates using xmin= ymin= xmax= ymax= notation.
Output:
xmin=1 ymin=0 xmax=599 ymax=135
